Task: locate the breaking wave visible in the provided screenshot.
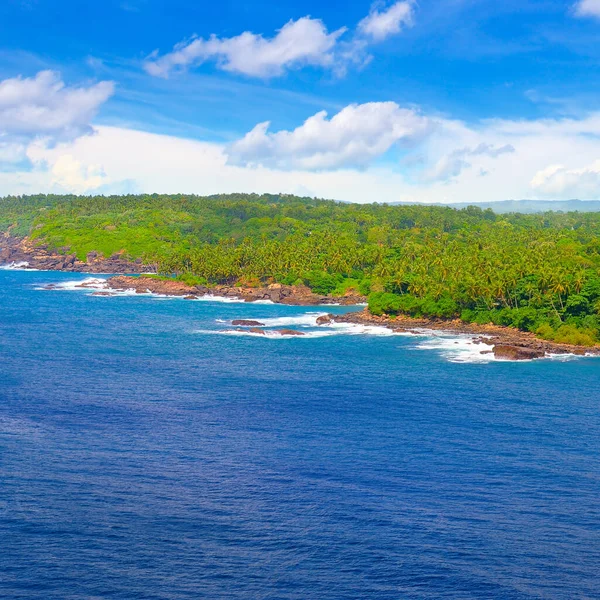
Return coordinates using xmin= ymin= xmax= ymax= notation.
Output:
xmin=35 ymin=277 xmax=109 ymax=291
xmin=414 ymin=334 xmax=497 ymax=364
xmin=0 ymin=261 xmax=34 ymax=270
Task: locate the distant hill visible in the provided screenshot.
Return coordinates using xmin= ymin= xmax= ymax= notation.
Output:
xmin=394 ymin=200 xmax=600 ymax=214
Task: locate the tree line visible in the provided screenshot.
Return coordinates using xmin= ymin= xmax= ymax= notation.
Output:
xmin=3 ymin=193 xmax=600 ymax=345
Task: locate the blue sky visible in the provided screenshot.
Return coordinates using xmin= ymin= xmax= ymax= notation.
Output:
xmin=2 ymin=0 xmax=600 ymax=202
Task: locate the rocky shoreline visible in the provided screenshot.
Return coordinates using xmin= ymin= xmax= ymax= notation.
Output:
xmin=6 ymin=235 xmax=599 ymax=360
xmin=318 ymin=310 xmax=600 ymax=360
xmin=98 ymin=275 xmax=366 ymax=306
xmin=94 ymin=276 xmax=599 ymax=360
xmin=0 ymin=235 xmax=148 ymax=274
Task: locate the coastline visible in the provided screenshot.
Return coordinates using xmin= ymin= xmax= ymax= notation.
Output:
xmin=90 ymin=275 xmax=366 ymax=306
xmin=82 ymin=275 xmax=600 ymax=359
xmin=3 ymin=236 xmax=599 ymax=359
xmin=0 ymin=235 xmax=148 ymax=274
xmin=321 ymin=310 xmax=600 ymax=359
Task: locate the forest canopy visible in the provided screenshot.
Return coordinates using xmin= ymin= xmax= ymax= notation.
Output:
xmin=3 ymin=192 xmax=600 ymax=346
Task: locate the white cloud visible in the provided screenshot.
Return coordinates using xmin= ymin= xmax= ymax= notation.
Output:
xmin=574 ymin=0 xmax=600 ymax=18
xmin=5 ymin=109 xmax=600 ymax=203
xmin=227 ymin=102 xmax=432 ymax=170
xmin=358 ymin=1 xmax=415 ymax=42
xmin=0 ymin=139 xmax=27 ymax=165
xmin=530 ymin=161 xmax=600 ymax=198
xmin=0 ymin=70 xmax=114 ymax=142
xmin=144 ymin=18 xmax=346 ymax=78
xmin=425 ymin=143 xmax=515 ymax=182
xmin=49 ymin=155 xmax=106 ymax=193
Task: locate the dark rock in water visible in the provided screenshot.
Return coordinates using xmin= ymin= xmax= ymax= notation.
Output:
xmin=316 ymin=314 xmax=334 ymax=325
xmin=232 ymin=320 xmax=265 ymax=326
xmin=278 ymin=329 xmax=305 ymax=336
xmin=183 ymin=295 xmax=198 ymax=300
xmin=234 ymin=327 xmax=266 ymax=335
xmin=91 ymin=291 xmax=114 ymax=297
xmin=493 ymin=345 xmax=545 ymax=360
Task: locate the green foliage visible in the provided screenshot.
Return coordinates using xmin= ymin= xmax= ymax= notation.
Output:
xmin=3 ymin=192 xmax=600 ymax=345
xmin=176 ymin=273 xmax=208 ymax=287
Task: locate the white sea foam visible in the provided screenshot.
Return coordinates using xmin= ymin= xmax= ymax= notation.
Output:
xmin=0 ymin=261 xmax=34 ymax=270
xmin=195 ymin=328 xmax=335 ymax=339
xmin=193 ymin=294 xmax=244 ymax=303
xmin=415 ymin=334 xmax=497 ymax=364
xmin=253 ymin=313 xmax=328 ymax=327
xmin=36 ymin=277 xmax=109 ymax=291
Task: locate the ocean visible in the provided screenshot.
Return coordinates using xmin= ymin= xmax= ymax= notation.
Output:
xmin=1 ymin=269 xmax=599 ymax=599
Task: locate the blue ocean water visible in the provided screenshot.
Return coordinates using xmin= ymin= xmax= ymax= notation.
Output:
xmin=1 ymin=270 xmax=599 ymax=600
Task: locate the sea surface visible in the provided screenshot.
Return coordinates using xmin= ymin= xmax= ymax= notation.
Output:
xmin=1 ymin=269 xmax=599 ymax=599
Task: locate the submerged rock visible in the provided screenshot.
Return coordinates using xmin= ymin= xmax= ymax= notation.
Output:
xmin=493 ymin=345 xmax=545 ymax=361
xmin=232 ymin=320 xmax=265 ymax=326
xmin=277 ymin=329 xmax=305 ymax=336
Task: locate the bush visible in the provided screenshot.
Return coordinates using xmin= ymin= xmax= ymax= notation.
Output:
xmin=368 ymin=292 xmax=402 ymax=316
xmin=303 ymin=271 xmax=342 ymax=295
xmin=176 ymin=273 xmax=208 ymax=286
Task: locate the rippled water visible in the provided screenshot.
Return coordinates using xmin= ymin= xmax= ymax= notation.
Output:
xmin=1 ymin=270 xmax=599 ymax=599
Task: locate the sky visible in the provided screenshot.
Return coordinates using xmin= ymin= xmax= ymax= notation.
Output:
xmin=2 ymin=0 xmax=600 ymax=203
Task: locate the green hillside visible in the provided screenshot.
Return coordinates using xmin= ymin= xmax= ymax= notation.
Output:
xmin=3 ymin=193 xmax=600 ymax=346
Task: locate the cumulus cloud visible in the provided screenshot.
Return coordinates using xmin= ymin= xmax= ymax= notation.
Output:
xmin=425 ymin=143 xmax=515 ymax=182
xmin=573 ymin=0 xmax=600 ymax=18
xmin=48 ymin=154 xmax=106 ymax=193
xmin=227 ymin=102 xmax=432 ymax=170
xmin=6 ymin=111 xmax=600 ymax=203
xmin=530 ymin=162 xmax=600 ymax=198
xmin=144 ymin=17 xmax=346 ymax=78
xmin=358 ymin=1 xmax=415 ymax=42
xmin=0 ymin=70 xmax=114 ymax=142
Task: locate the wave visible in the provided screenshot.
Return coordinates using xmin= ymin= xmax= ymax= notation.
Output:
xmin=195 ymin=328 xmax=335 ymax=339
xmin=414 ymin=334 xmax=497 ymax=364
xmin=248 ymin=313 xmax=328 ymax=327
xmin=36 ymin=277 xmax=109 ymax=291
xmin=0 ymin=261 xmax=35 ymax=270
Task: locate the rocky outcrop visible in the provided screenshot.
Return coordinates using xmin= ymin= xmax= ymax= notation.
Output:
xmin=232 ymin=320 xmax=265 ymax=326
xmin=248 ymin=328 xmax=266 ymax=335
xmin=316 ymin=315 xmax=334 ymax=325
xmin=107 ymin=276 xmax=193 ymax=296
xmin=101 ymin=276 xmax=367 ymax=306
xmin=277 ymin=329 xmax=305 ymax=336
xmin=0 ymin=236 xmax=148 ymax=273
xmin=329 ymin=309 xmax=600 ymax=359
xmin=493 ymin=345 xmax=545 ymax=361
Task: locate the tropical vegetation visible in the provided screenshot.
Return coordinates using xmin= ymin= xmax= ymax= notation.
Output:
xmin=3 ymin=193 xmax=600 ymax=346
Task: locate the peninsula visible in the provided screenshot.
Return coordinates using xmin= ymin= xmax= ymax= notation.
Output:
xmin=3 ymin=193 xmax=600 ymax=357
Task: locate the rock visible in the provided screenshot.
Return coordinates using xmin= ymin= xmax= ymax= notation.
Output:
xmin=248 ymin=327 xmax=266 ymax=335
xmin=316 ymin=314 xmax=334 ymax=325
xmin=493 ymin=345 xmax=545 ymax=361
xmin=277 ymin=329 xmax=305 ymax=336
xmin=183 ymin=295 xmax=198 ymax=300
xmin=91 ymin=291 xmax=114 ymax=297
xmin=232 ymin=320 xmax=265 ymax=326
xmin=107 ymin=276 xmax=194 ymax=296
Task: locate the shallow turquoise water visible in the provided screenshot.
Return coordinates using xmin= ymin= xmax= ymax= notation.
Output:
xmin=1 ymin=270 xmax=599 ymax=599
